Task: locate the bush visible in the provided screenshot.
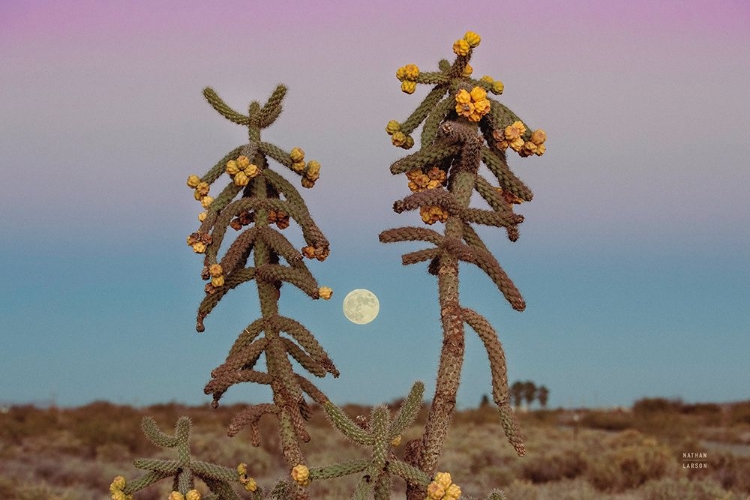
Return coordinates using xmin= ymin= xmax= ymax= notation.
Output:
xmin=580 ymin=410 xmax=633 ymax=431
xmin=520 ymin=449 xmax=587 ymax=483
xmin=587 ymin=436 xmax=674 ymax=492
xmin=641 ymin=477 xmax=735 ymax=500
xmin=633 ymin=398 xmax=684 ymax=415
xmin=729 ymin=401 xmax=750 ymax=425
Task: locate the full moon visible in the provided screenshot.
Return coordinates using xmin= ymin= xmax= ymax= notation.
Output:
xmin=343 ymin=289 xmax=380 ymax=325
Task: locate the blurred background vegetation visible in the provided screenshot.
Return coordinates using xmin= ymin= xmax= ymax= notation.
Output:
xmin=2 ymin=395 xmax=750 ymax=499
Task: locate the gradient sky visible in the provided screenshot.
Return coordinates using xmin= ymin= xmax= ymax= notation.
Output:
xmin=2 ymin=0 xmax=749 ymax=410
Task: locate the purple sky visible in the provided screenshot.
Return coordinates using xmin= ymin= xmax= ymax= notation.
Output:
xmin=2 ymin=0 xmax=749 ymax=409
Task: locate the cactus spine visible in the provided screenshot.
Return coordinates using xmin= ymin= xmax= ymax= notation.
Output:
xmin=381 ymin=32 xmax=547 ymax=499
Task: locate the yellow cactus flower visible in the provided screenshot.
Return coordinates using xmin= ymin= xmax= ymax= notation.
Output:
xmin=301 ymin=177 xmax=315 ymax=189
xmin=427 ymin=179 xmax=442 ymax=189
xmin=111 ymin=492 xmax=129 ymax=500
xmin=186 ymin=490 xmax=201 ymax=500
xmin=403 ymin=135 xmax=414 ymax=149
xmin=455 ymin=89 xmax=472 ymax=105
xmin=110 ymin=476 xmax=126 ymax=493
xmin=469 ymin=87 xmax=487 ymax=102
xmin=491 ymin=80 xmax=504 ymax=94
xmin=445 ymin=483 xmax=462 ymax=499
xmin=209 ymin=264 xmax=223 ymax=277
xmin=192 ymin=242 xmax=207 ymax=253
xmin=535 ymin=143 xmax=546 ymax=156
xmin=319 ymin=286 xmax=333 ymax=300
xmin=225 ymin=160 xmax=240 ymax=175
xmin=234 ymin=171 xmax=249 ymax=186
xmin=506 ymin=120 xmax=527 ymax=138
xmin=403 ymin=63 xmax=419 ymax=80
xmin=453 ymin=39 xmax=470 ymax=56
xmin=434 ymin=472 xmax=453 ymax=489
xmin=195 ymin=182 xmax=210 ymax=197
xmin=426 ymin=482 xmax=446 ymax=499
xmin=236 ymin=155 xmax=250 ymax=168
xmin=198 ymin=211 xmax=207 ymax=222
xmin=462 ymin=64 xmax=473 ymax=77
xmin=290 ymin=147 xmax=305 ymax=162
xmin=420 ymin=206 xmax=448 ymax=225
xmin=427 ymin=167 xmax=446 ymax=182
xmin=391 ymin=131 xmax=407 ymax=147
xmin=291 ymin=464 xmax=311 ymax=486
xmin=396 ymin=66 xmax=407 ymax=81
xmin=245 ymin=163 xmax=259 ymax=178
xmin=391 ymin=435 xmax=402 ymax=446
xmin=200 ymin=196 xmax=214 ymax=209
xmin=301 ymin=246 xmax=316 ymax=259
xmin=243 ymin=477 xmax=258 ymax=492
xmin=480 ymin=75 xmax=494 ymax=84
xmin=531 ymin=129 xmax=547 ymax=145
xmin=455 ymin=100 xmax=475 ymax=119
xmin=385 ymin=120 xmax=401 ymax=135
xmin=401 ymin=81 xmax=417 ymax=94
xmin=168 ymin=492 xmax=185 ymax=500
xmin=292 ymin=160 xmax=306 ymax=172
xmin=237 ymin=463 xmax=248 ymax=475
xmin=519 ymin=141 xmax=538 ymax=157
xmin=472 ymin=98 xmax=491 ymax=118
xmin=305 ymin=160 xmax=321 ymax=181
xmin=464 ymin=31 xmax=481 ymax=48
xmin=186 ymin=175 xmax=201 ymax=188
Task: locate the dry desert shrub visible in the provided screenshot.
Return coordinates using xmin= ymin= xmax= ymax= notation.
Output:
xmin=641 ymin=477 xmax=736 ymax=500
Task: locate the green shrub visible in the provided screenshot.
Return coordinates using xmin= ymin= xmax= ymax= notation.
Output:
xmin=587 ymin=436 xmax=674 ymax=492
xmin=641 ymin=477 xmax=735 ymax=500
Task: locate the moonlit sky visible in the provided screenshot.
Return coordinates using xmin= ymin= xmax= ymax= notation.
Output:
xmin=2 ymin=0 xmax=749 ymax=410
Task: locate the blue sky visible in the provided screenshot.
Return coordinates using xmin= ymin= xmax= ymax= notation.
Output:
xmin=1 ymin=0 xmax=749 ymax=410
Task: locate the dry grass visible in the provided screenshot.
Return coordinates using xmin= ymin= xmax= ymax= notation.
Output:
xmin=1 ymin=399 xmax=750 ymax=499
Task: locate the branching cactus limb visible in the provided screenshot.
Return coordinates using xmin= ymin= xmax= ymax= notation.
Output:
xmin=109 ymin=416 xmax=260 ymax=500
xmin=287 ymin=382 xmax=439 ymax=499
xmin=185 ymin=86 xmax=336 ymax=499
xmin=380 ymin=31 xmax=547 ymax=498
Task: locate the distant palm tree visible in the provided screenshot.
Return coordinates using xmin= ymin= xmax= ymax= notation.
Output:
xmin=537 ymin=385 xmax=549 ymax=408
xmin=511 ymin=381 xmax=525 ymax=409
xmin=522 ymin=381 xmax=537 ymax=408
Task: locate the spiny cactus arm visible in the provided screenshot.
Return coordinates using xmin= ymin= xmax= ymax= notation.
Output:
xmin=255 ymin=264 xmax=320 ymax=298
xmin=402 ymin=248 xmax=440 ymax=266
xmin=463 ymin=307 xmax=525 ymax=456
xmin=487 ymin=97 xmax=533 ymax=138
xmin=388 ymin=381 xmax=425 ymax=437
xmin=399 ymin=85 xmax=449 ymax=136
xmin=133 ymin=458 xmax=181 ymax=474
xmin=196 ymin=268 xmax=256 ymax=330
xmin=216 ymin=227 xmax=260 ymax=277
xmin=390 ymin=141 xmax=460 ymax=175
xmin=256 ymin=84 xmax=287 ymax=128
xmin=255 ymin=227 xmax=304 ymax=264
xmin=141 ymin=416 xmax=179 ymax=448
xmin=191 ymin=460 xmax=241 ymax=482
xmin=373 ymin=474 xmax=393 ymax=500
xmin=440 ymin=238 xmax=525 ymax=311
xmin=226 ymin=318 xmax=267 ymax=356
xmin=481 ymin=146 xmax=534 ymax=201
xmin=201 ymin=478 xmax=244 ymax=500
xmin=386 ymin=459 xmax=431 ymax=486
xmin=379 ymin=226 xmax=444 ymax=245
xmin=392 ymin=188 xmax=460 ymax=215
xmin=308 ymin=459 xmax=370 ymax=481
xmin=280 ymin=337 xmax=330 ymax=378
xmin=272 ymin=315 xmax=338 ymax=376
xmin=206 ymin=181 xmax=246 ymax=220
xmin=295 ymin=374 xmax=329 ymax=405
xmin=196 ymin=146 xmax=246 ymax=186
xmin=227 ymin=403 xmax=279 ymax=444
xmin=258 ymin=142 xmax=294 ymax=170
xmin=262 ymin=169 xmax=312 ymax=218
xmin=203 ymin=87 xmax=250 ymax=125
xmin=205 ymin=368 xmax=273 ymax=401
xmin=422 ymin=95 xmax=457 ymax=145
xmin=474 ymin=174 xmax=516 ymax=216
xmin=351 ymin=472 xmax=377 ymax=500
xmin=121 ymin=471 xmax=173 ymax=494
xmin=221 ymin=338 xmax=268 ymax=371
xmin=461 ymin=206 xmax=524 ymax=228
xmin=323 ymin=401 xmax=375 ymax=445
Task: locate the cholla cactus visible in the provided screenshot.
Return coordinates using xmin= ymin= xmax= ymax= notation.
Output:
xmin=287 ymin=382 xmax=433 ymax=499
xmin=186 ymin=85 xmax=338 ymax=497
xmin=380 ymin=31 xmax=547 ymax=498
xmin=111 ymin=416 xmax=255 ymax=500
